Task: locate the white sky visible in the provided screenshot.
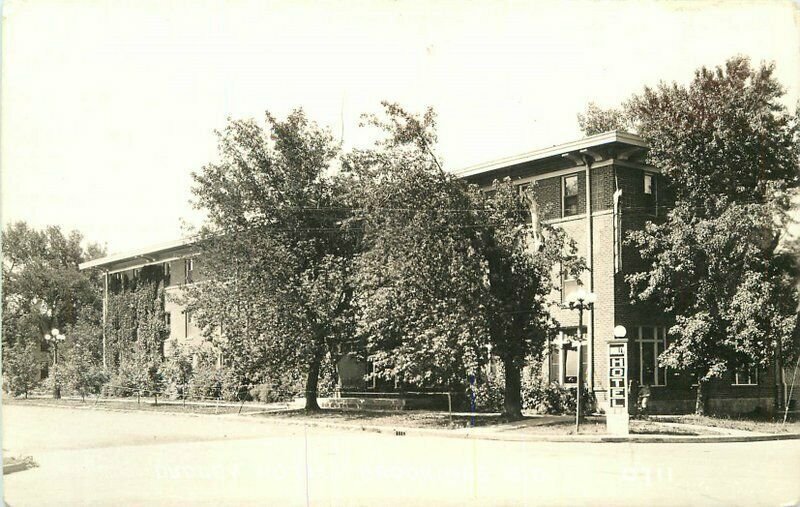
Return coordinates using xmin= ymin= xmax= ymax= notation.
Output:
xmin=2 ymin=0 xmax=799 ymax=254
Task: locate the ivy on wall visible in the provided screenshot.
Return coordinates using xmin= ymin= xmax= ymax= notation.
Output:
xmin=104 ymin=265 xmax=169 ymax=376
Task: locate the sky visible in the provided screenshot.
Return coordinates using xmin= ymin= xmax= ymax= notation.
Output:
xmin=2 ymin=0 xmax=799 ymax=255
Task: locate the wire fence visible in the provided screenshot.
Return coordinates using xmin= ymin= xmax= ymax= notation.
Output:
xmin=29 ymin=382 xmax=457 ymax=419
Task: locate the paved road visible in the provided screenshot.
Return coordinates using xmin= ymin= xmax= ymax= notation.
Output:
xmin=2 ymin=404 xmax=799 ymax=506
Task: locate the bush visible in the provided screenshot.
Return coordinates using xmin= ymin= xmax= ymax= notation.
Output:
xmin=188 ymin=364 xmax=222 ymax=400
xmin=468 ymin=374 xmax=505 ymax=413
xmin=2 ymin=340 xmax=42 ymax=398
xmin=522 ymin=380 xmax=594 ymax=415
xmin=521 ymin=362 xmax=594 ymax=414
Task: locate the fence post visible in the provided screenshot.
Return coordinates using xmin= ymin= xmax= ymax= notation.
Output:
xmin=447 ymin=392 xmax=452 ymax=426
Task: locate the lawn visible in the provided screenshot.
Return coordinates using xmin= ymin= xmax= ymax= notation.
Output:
xmin=255 ymin=408 xmax=512 ymax=429
xmin=654 ymin=414 xmax=800 ymax=434
xmin=3 ymin=396 xmax=259 ymax=415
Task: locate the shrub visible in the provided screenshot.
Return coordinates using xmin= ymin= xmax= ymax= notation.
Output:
xmin=188 ymin=364 xmax=222 ymax=400
xmin=468 ymin=374 xmax=505 ymax=413
xmin=2 ymin=340 xmax=42 ymax=398
xmin=521 ymin=362 xmax=594 ymax=414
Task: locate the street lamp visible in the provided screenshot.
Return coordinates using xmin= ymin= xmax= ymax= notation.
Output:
xmin=44 ymin=328 xmax=66 ymax=399
xmin=564 ymin=287 xmax=596 ymax=432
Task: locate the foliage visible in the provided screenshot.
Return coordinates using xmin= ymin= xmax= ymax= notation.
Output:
xmin=158 ymin=340 xmax=194 ymax=399
xmin=346 ymin=102 xmax=582 ymax=419
xmin=618 ymin=56 xmax=800 ymax=414
xmin=2 ymin=339 xmax=42 ymax=397
xmin=473 ymin=179 xmax=584 ymax=417
xmin=61 ymin=311 xmax=108 ymax=400
xmin=105 ymin=280 xmax=169 ymax=373
xmin=576 ymin=102 xmax=631 ymax=135
xmin=187 ymin=109 xmax=357 ymax=410
xmin=467 ymin=371 xmax=505 ymax=413
xmin=520 ymin=362 xmax=593 ymax=414
xmin=107 ymin=348 xmax=162 ymax=398
xmin=1 ymin=222 xmax=104 ymax=351
xmin=346 ymin=104 xmax=489 ymax=390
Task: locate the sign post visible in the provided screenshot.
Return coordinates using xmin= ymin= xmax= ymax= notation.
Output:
xmin=606 ymin=325 xmax=629 ymax=435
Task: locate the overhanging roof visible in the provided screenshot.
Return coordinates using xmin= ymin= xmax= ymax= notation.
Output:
xmin=80 ymin=131 xmax=650 ymax=273
xmin=79 ymin=237 xmax=199 ymax=272
xmin=453 ymin=130 xmax=648 ymax=178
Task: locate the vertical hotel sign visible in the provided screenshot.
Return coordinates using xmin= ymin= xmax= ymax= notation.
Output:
xmin=607 ymin=338 xmax=630 ymax=435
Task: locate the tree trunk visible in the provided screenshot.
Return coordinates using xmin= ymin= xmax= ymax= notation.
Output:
xmin=304 ymin=353 xmax=323 ymax=412
xmin=695 ymin=379 xmax=707 ymax=416
xmin=502 ymin=356 xmax=523 ymax=420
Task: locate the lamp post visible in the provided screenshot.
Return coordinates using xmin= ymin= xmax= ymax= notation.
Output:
xmin=565 ymin=287 xmax=596 ymax=432
xmin=44 ymin=328 xmax=66 ymax=399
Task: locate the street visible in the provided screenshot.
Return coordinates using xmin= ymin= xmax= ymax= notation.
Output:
xmin=2 ymin=404 xmax=799 ymax=506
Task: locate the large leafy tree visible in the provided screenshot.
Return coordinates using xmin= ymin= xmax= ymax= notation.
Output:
xmin=347 ymin=103 xmax=582 ymax=418
xmin=2 ymin=222 xmax=105 ymax=349
xmin=475 ymin=182 xmax=584 ymax=418
xmin=346 ymin=104 xmax=490 ymax=392
xmin=619 ymin=56 xmax=800 ymax=414
xmin=187 ymin=110 xmax=357 ymax=411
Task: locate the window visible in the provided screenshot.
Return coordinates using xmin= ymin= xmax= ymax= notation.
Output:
xmin=643 ymin=173 xmax=653 ymax=195
xmin=733 ymin=366 xmax=758 ymax=386
xmin=638 ymin=326 xmax=667 ymax=386
xmin=184 ymin=310 xmax=191 ymax=338
xmin=164 ymin=262 xmax=171 ymax=286
xmin=185 ymin=258 xmax=194 ymax=284
xmin=549 ymin=327 xmax=588 ymax=384
xmin=165 ymin=312 xmax=171 ymax=329
xmin=562 ymin=175 xmax=579 ymax=217
xmin=561 ymin=275 xmax=579 ymax=303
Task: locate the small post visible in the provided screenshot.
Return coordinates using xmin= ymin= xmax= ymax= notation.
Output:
xmin=447 ymin=392 xmax=452 ymax=426
xmin=576 ymin=340 xmax=582 ymax=433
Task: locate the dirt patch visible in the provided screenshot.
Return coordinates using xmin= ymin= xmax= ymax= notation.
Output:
xmin=653 ymin=415 xmax=800 ymax=434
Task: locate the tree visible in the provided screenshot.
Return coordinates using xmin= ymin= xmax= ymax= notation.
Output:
xmin=347 ymin=104 xmax=490 ymax=392
xmin=347 ymin=103 xmax=582 ymax=418
xmin=474 ymin=181 xmax=584 ymax=418
xmin=2 ymin=222 xmax=104 ymax=351
xmin=187 ymin=110 xmax=357 ymax=411
xmin=2 ymin=339 xmax=42 ymax=398
xmin=62 ymin=308 xmax=108 ymax=401
xmin=622 ymin=56 xmax=800 ymax=414
xmin=577 ymin=102 xmax=631 ymax=136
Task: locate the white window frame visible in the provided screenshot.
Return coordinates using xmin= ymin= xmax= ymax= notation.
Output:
xmin=733 ymin=366 xmax=759 ymax=386
xmin=561 ymin=272 xmax=579 ymax=304
xmin=562 ymin=174 xmax=579 ymax=217
xmin=550 ymin=328 xmax=587 ymax=385
xmin=638 ymin=326 xmax=667 ymax=387
xmin=643 ymin=173 xmax=653 ymax=195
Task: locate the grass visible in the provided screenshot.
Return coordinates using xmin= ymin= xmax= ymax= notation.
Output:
xmin=654 ymin=414 xmax=800 ymax=434
xmin=3 ymin=396 xmax=254 ymax=415
xmin=255 ymin=408 xmax=513 ymax=429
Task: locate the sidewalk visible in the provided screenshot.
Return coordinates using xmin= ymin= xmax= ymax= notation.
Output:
xmin=8 ymin=399 xmax=800 ymax=443
xmin=234 ymin=410 xmax=800 ymax=444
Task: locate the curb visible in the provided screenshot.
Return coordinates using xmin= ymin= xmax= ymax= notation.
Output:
xmin=8 ymin=401 xmax=800 ymax=444
xmin=240 ymin=415 xmax=800 ymax=444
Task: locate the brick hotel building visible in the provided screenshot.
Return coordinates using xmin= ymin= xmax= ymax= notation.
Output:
xmin=80 ymin=131 xmax=797 ymax=415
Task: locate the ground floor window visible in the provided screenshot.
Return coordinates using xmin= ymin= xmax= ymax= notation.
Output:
xmin=733 ymin=366 xmax=758 ymax=386
xmin=548 ymin=327 xmax=588 ymax=385
xmin=638 ymin=326 xmax=667 ymax=386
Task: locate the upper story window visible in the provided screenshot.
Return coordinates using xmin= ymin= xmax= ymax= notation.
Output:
xmin=164 ymin=262 xmax=171 ymax=286
xmin=643 ymin=173 xmax=653 ymax=195
xmin=185 ymin=258 xmax=194 ymax=284
xmin=561 ymin=271 xmax=579 ymax=304
xmin=563 ymin=175 xmax=579 ymax=217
